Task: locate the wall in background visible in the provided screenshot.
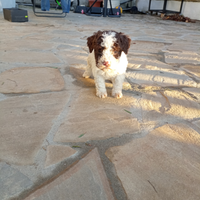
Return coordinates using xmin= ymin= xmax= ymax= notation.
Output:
xmin=137 ymin=0 xmax=200 ymax=20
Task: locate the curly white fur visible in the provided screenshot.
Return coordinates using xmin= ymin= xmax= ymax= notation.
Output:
xmin=83 ymin=31 xmax=128 ymax=98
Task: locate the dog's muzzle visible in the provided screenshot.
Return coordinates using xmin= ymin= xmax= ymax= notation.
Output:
xmin=98 ymin=61 xmax=112 ymax=71
xmin=102 ymin=61 xmax=110 ymax=67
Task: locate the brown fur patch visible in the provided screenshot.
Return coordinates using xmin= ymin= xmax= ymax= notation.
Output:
xmin=87 ymin=31 xmax=103 ymax=53
xmin=115 ymin=32 xmax=131 ymax=55
xmin=87 ymin=31 xmax=104 ymax=65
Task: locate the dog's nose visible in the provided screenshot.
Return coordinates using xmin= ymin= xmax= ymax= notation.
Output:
xmin=102 ymin=61 xmax=110 ymax=67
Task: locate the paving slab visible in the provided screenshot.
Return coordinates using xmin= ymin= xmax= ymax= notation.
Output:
xmin=136 ymin=89 xmax=200 ymax=122
xmin=165 ymin=42 xmax=200 ymax=52
xmin=105 ymin=123 xmax=200 ymax=200
xmin=59 ymin=48 xmax=88 ymax=65
xmin=130 ymin=40 xmax=168 ymax=53
xmin=0 ymin=92 xmax=70 ymax=165
xmin=54 ymin=89 xmax=140 ymax=143
xmin=25 ymin=148 xmax=115 ymax=200
xmin=0 ymin=39 xmax=54 ymax=51
xmin=0 ymin=67 xmax=65 ymax=93
xmin=0 ymin=51 xmax=60 ymax=64
xmin=24 ymin=34 xmax=55 ymax=42
xmin=45 ymin=145 xmax=77 ymax=167
xmin=165 ymin=52 xmax=200 ymax=64
xmin=181 ymin=64 xmax=200 ymax=79
xmin=127 ymin=54 xmax=173 ymax=71
xmin=193 ymin=120 xmax=200 ymax=129
xmin=182 ymin=87 xmax=200 ymax=102
xmin=0 ymin=163 xmax=33 ymax=200
xmin=131 ymin=60 xmax=174 ymax=72
xmin=126 ymin=69 xmax=198 ymax=88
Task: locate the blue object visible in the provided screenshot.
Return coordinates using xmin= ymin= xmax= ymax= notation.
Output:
xmin=41 ymin=0 xmax=50 ymax=11
xmin=41 ymin=0 xmax=71 ymax=13
xmin=61 ymin=0 xmax=71 ymax=13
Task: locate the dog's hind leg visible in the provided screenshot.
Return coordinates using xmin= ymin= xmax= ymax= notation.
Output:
xmin=83 ymin=66 xmax=92 ymax=78
xmin=83 ymin=55 xmax=93 ymax=78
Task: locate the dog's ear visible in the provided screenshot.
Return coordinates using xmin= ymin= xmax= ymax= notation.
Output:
xmin=87 ymin=31 xmax=103 ymax=53
xmin=117 ymin=33 xmax=131 ymax=54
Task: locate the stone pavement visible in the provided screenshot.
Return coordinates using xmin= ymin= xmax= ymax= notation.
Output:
xmin=0 ymin=6 xmax=200 ymax=200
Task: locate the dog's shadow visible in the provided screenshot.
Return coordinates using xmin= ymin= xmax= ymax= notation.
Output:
xmin=68 ymin=67 xmax=132 ymax=93
xmin=68 ymin=67 xmax=113 ymax=88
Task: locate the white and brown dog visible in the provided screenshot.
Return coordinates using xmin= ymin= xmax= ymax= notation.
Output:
xmin=83 ymin=30 xmax=131 ymax=98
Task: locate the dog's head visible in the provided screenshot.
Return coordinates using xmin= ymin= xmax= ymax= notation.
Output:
xmin=87 ymin=30 xmax=131 ymax=71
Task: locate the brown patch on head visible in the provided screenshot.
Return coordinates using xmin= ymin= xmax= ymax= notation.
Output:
xmin=87 ymin=31 xmax=103 ymax=53
xmin=115 ymin=32 xmax=131 ymax=55
xmin=87 ymin=31 xmax=104 ymax=65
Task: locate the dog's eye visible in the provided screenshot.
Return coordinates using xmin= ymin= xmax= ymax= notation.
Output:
xmin=98 ymin=48 xmax=103 ymax=53
xmin=113 ymin=50 xmax=119 ymax=55
xmin=98 ymin=49 xmax=103 ymax=56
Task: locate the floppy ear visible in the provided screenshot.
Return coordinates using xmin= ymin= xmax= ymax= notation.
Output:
xmin=87 ymin=31 xmax=103 ymax=53
xmin=118 ymin=33 xmax=131 ymax=54
xmin=87 ymin=35 xmax=96 ymax=53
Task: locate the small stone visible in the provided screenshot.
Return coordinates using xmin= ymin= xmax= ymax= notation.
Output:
xmin=160 ymin=13 xmax=165 ymax=18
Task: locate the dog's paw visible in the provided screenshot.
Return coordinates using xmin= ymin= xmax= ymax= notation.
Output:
xmin=83 ymin=72 xmax=90 ymax=79
xmin=96 ymin=91 xmax=107 ymax=98
xmin=112 ymin=91 xmax=123 ymax=99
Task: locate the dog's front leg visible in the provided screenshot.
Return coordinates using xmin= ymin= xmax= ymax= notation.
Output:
xmin=112 ymin=74 xmax=125 ymax=99
xmin=94 ymin=75 xmax=107 ymax=98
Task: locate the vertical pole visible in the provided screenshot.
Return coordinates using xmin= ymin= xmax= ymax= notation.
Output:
xmin=103 ymin=0 xmax=107 ymax=17
xmin=179 ymin=0 xmax=184 ymax=13
xmin=148 ymin=0 xmax=152 ymax=11
xmin=163 ymin=0 xmax=167 ymax=13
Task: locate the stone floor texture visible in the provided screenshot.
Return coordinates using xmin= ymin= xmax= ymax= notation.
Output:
xmin=0 ymin=6 xmax=200 ymax=200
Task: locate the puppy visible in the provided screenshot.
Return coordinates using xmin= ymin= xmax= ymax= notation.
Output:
xmin=83 ymin=30 xmax=131 ymax=98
